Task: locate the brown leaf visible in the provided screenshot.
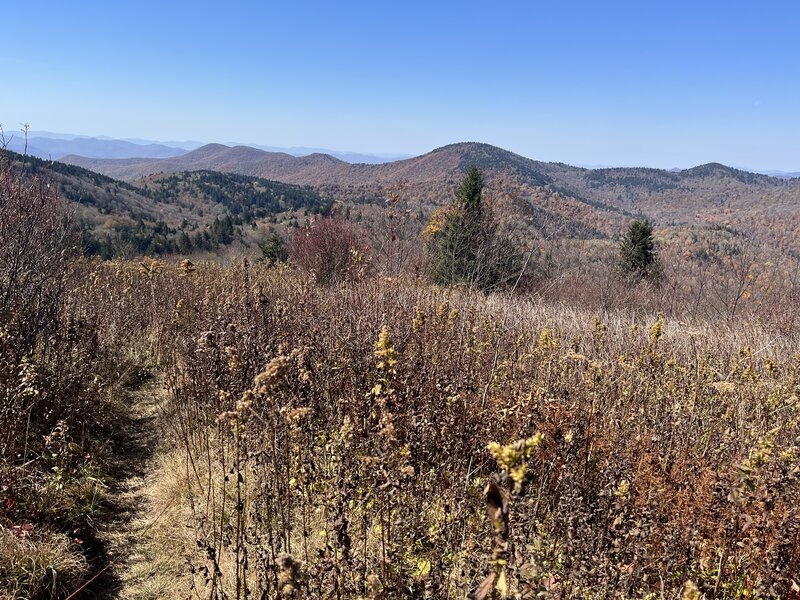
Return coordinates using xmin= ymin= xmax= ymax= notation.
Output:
xmin=468 ymin=573 xmax=497 ymax=600
xmin=485 ymin=480 xmax=508 ymax=535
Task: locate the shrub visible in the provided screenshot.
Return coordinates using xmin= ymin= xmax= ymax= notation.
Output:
xmin=289 ymin=215 xmax=365 ymax=284
xmin=0 ymin=150 xmax=127 ymax=599
xmin=0 ymin=149 xmax=72 ymax=462
xmin=0 ymin=150 xmax=70 ymax=351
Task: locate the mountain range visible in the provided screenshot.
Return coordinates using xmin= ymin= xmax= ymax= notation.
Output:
xmin=3 ymin=131 xmax=407 ymax=164
xmin=8 ymin=131 xmax=796 ymax=175
xmin=61 ymin=141 xmax=800 ymax=230
xmin=4 ymin=135 xmax=187 ymax=160
xmin=8 ymin=137 xmax=800 ymax=265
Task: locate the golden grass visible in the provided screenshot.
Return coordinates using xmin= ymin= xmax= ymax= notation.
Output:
xmin=99 ymin=261 xmax=793 ymax=598
xmin=113 ymin=449 xmax=193 ymax=600
xmin=0 ymin=527 xmax=87 ymax=600
xmin=6 ymin=254 xmax=800 ymax=598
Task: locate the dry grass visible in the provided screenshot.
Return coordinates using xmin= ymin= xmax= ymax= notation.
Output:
xmin=0 ymin=527 xmax=87 ymax=599
xmin=57 ymin=259 xmax=796 ymax=598
xmin=6 ymin=140 xmax=800 ymax=599
xmin=113 ymin=448 xmax=193 ymax=600
xmin=5 ymin=252 xmax=800 ymax=598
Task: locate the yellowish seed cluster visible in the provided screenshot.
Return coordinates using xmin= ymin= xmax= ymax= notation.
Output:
xmin=374 ymin=325 xmax=398 ymax=372
xmin=486 ymin=434 xmax=544 ymax=486
xmin=649 ymin=317 xmax=664 ymax=346
xmin=178 ymin=259 xmax=196 ymax=276
xmin=254 ymin=353 xmax=295 ymax=392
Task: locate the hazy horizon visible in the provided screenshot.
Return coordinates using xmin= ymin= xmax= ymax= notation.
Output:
xmin=3 ymin=129 xmax=795 ymax=174
xmin=3 ymin=0 xmax=799 ymax=170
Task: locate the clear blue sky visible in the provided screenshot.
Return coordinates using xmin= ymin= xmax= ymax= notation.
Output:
xmin=3 ymin=0 xmax=799 ymax=169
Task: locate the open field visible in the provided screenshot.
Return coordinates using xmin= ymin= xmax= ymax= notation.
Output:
xmin=4 ymin=252 xmax=800 ymax=598
xmin=3 ymin=145 xmax=800 ymax=599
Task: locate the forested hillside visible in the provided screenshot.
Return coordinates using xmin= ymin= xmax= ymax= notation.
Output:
xmin=3 ymin=149 xmax=330 ymax=258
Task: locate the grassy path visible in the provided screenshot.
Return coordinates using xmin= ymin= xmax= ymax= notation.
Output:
xmin=79 ymin=374 xmax=185 ymax=600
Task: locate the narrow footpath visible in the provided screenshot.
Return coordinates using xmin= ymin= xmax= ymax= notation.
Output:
xmin=77 ymin=374 xmax=186 ymax=600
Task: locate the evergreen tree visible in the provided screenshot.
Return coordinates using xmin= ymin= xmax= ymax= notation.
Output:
xmin=619 ymin=218 xmax=659 ymax=279
xmin=427 ymin=165 xmax=521 ymax=290
xmin=457 ymin=164 xmax=484 ymax=217
xmin=428 ymin=165 xmax=481 ymax=286
xmin=177 ymin=230 xmax=193 ymax=254
xmin=211 ymin=215 xmax=235 ymax=245
xmin=258 ymin=233 xmax=288 ymax=267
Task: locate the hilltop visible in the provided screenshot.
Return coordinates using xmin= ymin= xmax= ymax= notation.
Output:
xmin=62 ymin=141 xmax=556 ymax=186
xmin=2 ymin=150 xmax=329 ymax=258
xmin=62 ymin=140 xmax=799 ymax=210
xmin=61 ymin=141 xmax=800 ymax=249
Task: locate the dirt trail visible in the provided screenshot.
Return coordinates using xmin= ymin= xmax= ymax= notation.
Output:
xmin=80 ymin=374 xmax=182 ymax=600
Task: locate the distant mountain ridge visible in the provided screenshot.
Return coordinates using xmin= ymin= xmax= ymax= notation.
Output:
xmin=757 ymin=170 xmax=800 ymax=179
xmin=6 ymin=131 xmax=406 ymax=164
xmin=240 ymin=143 xmax=410 ymax=164
xmin=10 ymin=139 xmax=800 ymax=267
xmin=61 ymin=144 xmax=353 ymax=182
xmin=5 ymin=136 xmax=188 ymax=160
xmin=11 ymin=130 xmax=797 ymax=174
xmin=58 ymin=141 xmax=800 ymax=253
xmin=61 ymin=140 xmax=798 ymax=198
xmin=61 ymin=141 xmax=562 ymax=185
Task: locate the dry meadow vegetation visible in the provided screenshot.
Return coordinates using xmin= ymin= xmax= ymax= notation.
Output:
xmin=2 ymin=154 xmax=800 ymax=599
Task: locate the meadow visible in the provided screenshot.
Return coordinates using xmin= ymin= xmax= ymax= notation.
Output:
xmin=2 ymin=153 xmax=800 ymax=599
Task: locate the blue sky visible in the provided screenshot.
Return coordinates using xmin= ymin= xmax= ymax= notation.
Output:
xmin=3 ymin=0 xmax=799 ymax=169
